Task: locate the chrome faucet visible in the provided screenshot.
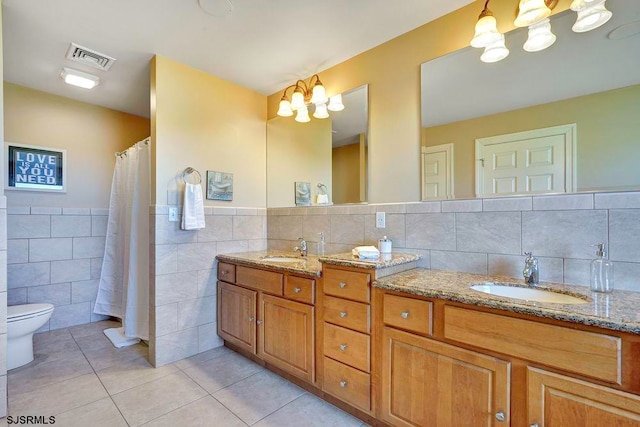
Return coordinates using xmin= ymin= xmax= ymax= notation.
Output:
xmin=294 ymin=237 xmax=308 ymax=257
xmin=523 ymin=252 xmax=539 ymax=285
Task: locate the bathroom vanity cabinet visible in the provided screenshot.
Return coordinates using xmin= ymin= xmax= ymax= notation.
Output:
xmin=217 ymin=262 xmax=316 ymax=383
xmin=375 ymin=288 xmax=640 ymax=427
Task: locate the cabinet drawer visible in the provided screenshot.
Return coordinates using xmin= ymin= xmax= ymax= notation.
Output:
xmin=323 ymin=357 xmax=371 ymax=412
xmin=236 ymin=266 xmax=283 ymax=295
xmin=323 ymin=268 xmax=370 ymax=303
xmin=284 ymin=276 xmax=315 ymax=305
xmin=217 ymin=262 xmax=236 ymax=283
xmin=444 ymin=306 xmax=622 ymax=384
xmin=383 ymin=294 xmax=432 ymax=336
xmin=323 ymin=323 xmax=370 ymax=372
xmin=323 ymin=296 xmax=370 ymax=333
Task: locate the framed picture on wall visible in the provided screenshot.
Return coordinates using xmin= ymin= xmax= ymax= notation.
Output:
xmin=5 ymin=142 xmax=67 ymax=193
xmin=206 ymin=170 xmax=233 ymax=201
xmin=295 ymin=181 xmax=311 ymax=206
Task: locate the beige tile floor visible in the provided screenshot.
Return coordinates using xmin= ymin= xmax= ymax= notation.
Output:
xmin=2 ymin=320 xmax=368 ymax=427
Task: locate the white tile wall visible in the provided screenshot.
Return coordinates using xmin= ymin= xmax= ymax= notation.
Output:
xmin=267 ymin=191 xmax=640 ymax=293
xmin=150 ymin=206 xmax=267 ymax=367
xmin=6 ymin=208 xmax=110 ymax=332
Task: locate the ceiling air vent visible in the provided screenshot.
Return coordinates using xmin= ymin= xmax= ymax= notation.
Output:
xmin=65 ymin=43 xmax=116 ymax=71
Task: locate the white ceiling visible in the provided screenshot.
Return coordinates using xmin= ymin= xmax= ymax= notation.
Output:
xmin=2 ymin=0 xmax=473 ymax=118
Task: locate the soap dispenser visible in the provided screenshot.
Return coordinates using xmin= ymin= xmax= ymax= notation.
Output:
xmin=590 ymin=243 xmax=613 ymax=293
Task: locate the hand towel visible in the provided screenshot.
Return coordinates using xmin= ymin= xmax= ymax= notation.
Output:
xmin=181 ymin=182 xmax=206 ymax=230
xmin=352 ymin=245 xmax=380 ymax=260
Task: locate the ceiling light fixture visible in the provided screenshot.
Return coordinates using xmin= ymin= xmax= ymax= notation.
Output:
xmin=60 ymin=67 xmax=100 ymax=89
xmin=470 ymin=0 xmax=612 ymax=62
xmin=277 ymin=74 xmax=344 ymax=122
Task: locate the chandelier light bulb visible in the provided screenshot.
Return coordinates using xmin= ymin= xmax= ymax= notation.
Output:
xmin=572 ymin=1 xmax=612 ymax=32
xmin=295 ymin=106 xmax=311 ymax=123
xmin=291 ymin=88 xmax=305 ymax=110
xmin=480 ymin=34 xmax=509 ymax=63
xmin=313 ymin=102 xmax=329 ymax=119
xmin=310 ymin=81 xmax=328 ymax=104
xmin=524 ymin=18 xmax=557 ymax=52
xmin=515 ymin=0 xmax=552 ymax=27
xmin=327 ymin=94 xmax=344 ymax=112
xmin=277 ymin=98 xmax=293 ymax=117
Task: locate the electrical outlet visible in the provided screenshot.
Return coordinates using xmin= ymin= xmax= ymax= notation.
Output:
xmin=168 ymin=207 xmax=178 ymax=222
xmin=376 ymin=212 xmax=386 ymax=228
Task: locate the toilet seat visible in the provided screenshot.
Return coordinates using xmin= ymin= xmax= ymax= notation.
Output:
xmin=8 ymin=303 xmax=55 ymax=323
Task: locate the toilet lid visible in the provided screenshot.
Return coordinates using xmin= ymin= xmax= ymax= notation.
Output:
xmin=8 ymin=303 xmax=54 ymax=322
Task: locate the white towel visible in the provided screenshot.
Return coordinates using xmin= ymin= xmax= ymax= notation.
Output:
xmin=181 ymin=182 xmax=206 ymax=230
xmin=352 ymin=245 xmax=380 ymax=260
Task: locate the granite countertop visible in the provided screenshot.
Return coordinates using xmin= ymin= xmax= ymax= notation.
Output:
xmin=320 ymin=252 xmax=422 ymax=270
xmin=375 ymin=269 xmax=640 ymax=335
xmin=217 ymin=250 xmax=322 ymax=277
xmin=216 ymin=250 xmax=422 ymax=278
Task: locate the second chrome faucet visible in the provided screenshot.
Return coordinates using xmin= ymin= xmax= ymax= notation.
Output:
xmin=523 ymin=252 xmax=539 ymax=285
xmin=294 ymin=237 xmax=307 ymax=257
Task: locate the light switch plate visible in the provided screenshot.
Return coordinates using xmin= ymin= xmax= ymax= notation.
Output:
xmin=168 ymin=207 xmax=178 ymax=222
xmin=376 ymin=212 xmax=386 ymax=228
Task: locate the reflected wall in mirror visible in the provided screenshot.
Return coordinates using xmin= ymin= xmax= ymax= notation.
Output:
xmin=267 ymin=85 xmax=368 ymax=207
xmin=420 ymin=0 xmax=640 ymax=200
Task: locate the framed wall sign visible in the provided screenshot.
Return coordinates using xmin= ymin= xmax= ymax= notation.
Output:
xmin=5 ymin=142 xmax=67 ymax=192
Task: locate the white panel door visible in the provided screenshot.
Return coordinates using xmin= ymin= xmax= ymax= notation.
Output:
xmin=422 ymin=143 xmax=454 ymax=200
xmin=476 ymin=124 xmax=576 ymax=197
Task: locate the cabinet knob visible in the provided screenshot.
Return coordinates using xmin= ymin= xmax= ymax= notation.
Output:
xmin=256 ymin=320 xmax=263 ymax=325
xmin=248 ymin=317 xmax=255 ymax=322
xmin=339 ymin=381 xmax=347 ymax=388
xmin=339 ymin=311 xmax=348 ymax=318
xmin=293 ymin=287 xmax=301 ymax=293
xmin=220 ymin=270 xmax=227 ymax=275
xmin=495 ymin=412 xmax=505 ymax=422
xmin=339 ymin=344 xmax=347 ymax=352
xmin=339 ymin=282 xmax=347 ymax=289
xmin=401 ymin=311 xmax=410 ymax=319
xmin=530 ymin=424 xmax=539 ymax=427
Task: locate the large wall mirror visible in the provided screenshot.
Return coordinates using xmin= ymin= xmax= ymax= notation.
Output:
xmin=267 ymin=84 xmax=368 ymax=207
xmin=420 ymin=0 xmax=640 ymax=200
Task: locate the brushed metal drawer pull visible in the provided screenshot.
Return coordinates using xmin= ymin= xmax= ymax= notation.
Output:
xmin=339 ymin=344 xmax=347 ymax=351
xmin=339 ymin=381 xmax=347 ymax=388
xmin=339 ymin=311 xmax=348 ymax=318
xmin=256 ymin=320 xmax=263 ymax=325
xmin=248 ymin=317 xmax=255 ymax=322
xmin=293 ymin=287 xmax=301 ymax=293
xmin=339 ymin=282 xmax=347 ymax=289
xmin=495 ymin=412 xmax=505 ymax=422
xmin=401 ymin=311 xmax=410 ymax=319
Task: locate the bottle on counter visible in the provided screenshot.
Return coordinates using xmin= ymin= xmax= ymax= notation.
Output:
xmin=317 ymin=232 xmax=326 ymax=256
xmin=590 ymin=243 xmax=613 ymax=293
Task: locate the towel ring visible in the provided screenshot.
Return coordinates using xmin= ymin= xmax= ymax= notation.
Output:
xmin=182 ymin=167 xmax=202 ymax=184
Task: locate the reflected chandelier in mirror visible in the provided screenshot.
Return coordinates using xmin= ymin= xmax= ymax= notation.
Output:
xmin=420 ymin=0 xmax=640 ymax=200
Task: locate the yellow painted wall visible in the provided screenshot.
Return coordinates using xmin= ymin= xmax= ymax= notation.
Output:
xmin=3 ymin=83 xmax=150 ymax=208
xmin=423 ymin=84 xmax=640 ymax=198
xmin=266 ymin=116 xmax=331 ymax=207
xmin=267 ymin=0 xmax=572 ymax=203
xmin=332 ymin=142 xmax=361 ymax=204
xmin=151 ymin=56 xmax=266 ymax=207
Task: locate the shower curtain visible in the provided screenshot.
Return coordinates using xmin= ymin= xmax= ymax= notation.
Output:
xmin=94 ymin=138 xmax=150 ymax=340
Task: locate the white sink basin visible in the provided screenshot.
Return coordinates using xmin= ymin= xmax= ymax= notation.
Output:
xmin=470 ymin=284 xmax=588 ymax=305
xmin=261 ymin=257 xmax=303 ymax=263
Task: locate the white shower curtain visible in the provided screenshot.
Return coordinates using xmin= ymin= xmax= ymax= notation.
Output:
xmin=94 ymin=138 xmax=150 ymax=340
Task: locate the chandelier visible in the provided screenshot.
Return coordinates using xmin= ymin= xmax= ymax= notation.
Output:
xmin=276 ymin=74 xmax=344 ymax=123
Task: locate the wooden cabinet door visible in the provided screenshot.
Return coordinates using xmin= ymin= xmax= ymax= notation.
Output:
xmin=528 ymin=367 xmax=640 ymax=427
xmin=258 ymin=294 xmax=315 ymax=383
xmin=381 ymin=327 xmax=510 ymax=427
xmin=217 ymin=281 xmax=257 ymax=354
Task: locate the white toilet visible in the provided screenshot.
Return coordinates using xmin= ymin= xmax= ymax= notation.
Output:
xmin=7 ymin=303 xmax=54 ymax=370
